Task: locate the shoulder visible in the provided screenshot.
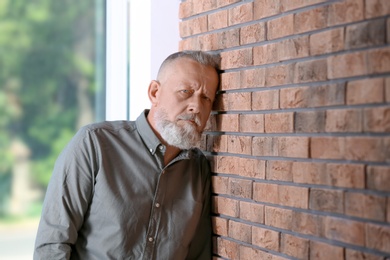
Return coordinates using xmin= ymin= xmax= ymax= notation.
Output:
xmin=77 ymin=120 xmax=137 ymax=138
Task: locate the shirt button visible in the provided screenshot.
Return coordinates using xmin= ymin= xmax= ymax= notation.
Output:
xmin=148 ymin=237 xmax=154 ymax=242
xmin=155 ymin=203 xmax=160 ymax=208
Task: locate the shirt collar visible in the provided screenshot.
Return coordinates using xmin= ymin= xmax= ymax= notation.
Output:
xmin=136 ymin=109 xmax=162 ymax=155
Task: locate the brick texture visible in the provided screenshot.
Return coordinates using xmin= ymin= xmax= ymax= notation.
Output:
xmin=180 ymin=0 xmax=390 ymax=259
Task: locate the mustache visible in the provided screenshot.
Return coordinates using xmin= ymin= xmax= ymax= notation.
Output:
xmin=177 ymin=114 xmax=201 ymax=126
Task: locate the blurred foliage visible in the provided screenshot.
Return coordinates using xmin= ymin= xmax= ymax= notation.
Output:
xmin=0 ymin=0 xmax=105 ymax=215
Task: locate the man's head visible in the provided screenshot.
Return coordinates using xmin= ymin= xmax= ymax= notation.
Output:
xmin=147 ymin=51 xmax=220 ymax=150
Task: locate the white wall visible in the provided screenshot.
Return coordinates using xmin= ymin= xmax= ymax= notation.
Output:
xmin=128 ymin=0 xmax=180 ymax=120
xmin=106 ymin=0 xmax=180 ymax=121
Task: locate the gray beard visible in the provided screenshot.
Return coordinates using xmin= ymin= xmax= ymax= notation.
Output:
xmin=154 ymin=108 xmax=201 ymax=150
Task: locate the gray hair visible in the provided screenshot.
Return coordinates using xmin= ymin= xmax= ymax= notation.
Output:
xmin=157 ymin=50 xmax=221 ymax=80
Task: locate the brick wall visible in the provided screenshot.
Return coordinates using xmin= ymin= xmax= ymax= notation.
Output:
xmin=179 ymin=0 xmax=390 ymax=259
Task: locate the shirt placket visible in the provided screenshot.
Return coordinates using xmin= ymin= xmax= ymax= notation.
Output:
xmin=142 ymin=145 xmax=167 ymax=259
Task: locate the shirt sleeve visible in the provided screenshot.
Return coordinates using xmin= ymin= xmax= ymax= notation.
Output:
xmin=33 ymin=127 xmax=97 ymax=259
xmin=186 ymin=157 xmax=212 ymax=260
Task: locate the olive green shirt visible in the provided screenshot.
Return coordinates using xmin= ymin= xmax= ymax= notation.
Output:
xmin=34 ymin=110 xmax=212 ymax=259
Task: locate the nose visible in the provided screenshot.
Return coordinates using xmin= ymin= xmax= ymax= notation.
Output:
xmin=187 ymin=95 xmax=201 ymax=114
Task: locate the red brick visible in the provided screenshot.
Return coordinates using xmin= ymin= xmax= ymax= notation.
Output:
xmin=345 ymin=19 xmax=386 ymax=49
xmin=345 ymin=137 xmax=388 ymax=162
xmin=281 ymin=0 xmax=328 ymax=12
xmin=179 ymin=1 xmax=193 ymax=19
xmin=212 ymin=216 xmax=228 ymax=236
xmin=215 ymin=237 xmax=239 ymax=259
xmin=294 ymin=111 xmax=326 ymax=133
xmin=212 ymin=196 xmax=239 ymax=217
xmin=212 ymin=176 xmax=229 ymax=194
xmin=328 ymin=51 xmax=368 ymax=79
xmin=264 ymin=112 xmax=294 ymax=133
xmin=238 ymin=158 xmax=266 ymax=179
xmin=278 ymin=36 xmax=309 ymax=61
xmin=292 ymin=211 xmax=323 ymax=236
xmin=310 ymin=27 xmax=344 ymax=56
xmin=192 ymin=0 xmax=217 ymax=14
xmin=366 ymin=223 xmax=390 ymax=253
xmin=294 ymin=6 xmax=328 ymax=34
xmin=217 ymin=0 xmax=241 ymax=8
xmin=252 ymin=226 xmax=279 ymax=251
xmin=239 ymin=201 xmax=264 ymax=223
xmin=326 ymin=163 xmax=365 ymax=189
xmin=254 ymin=0 xmax=280 ymax=19
xmin=325 ymin=108 xmax=363 ymax=132
xmin=207 ymin=135 xmax=228 ymax=153
xmin=220 ymin=71 xmax=240 ymax=91
xmin=328 ymin=0 xmax=364 ymax=26
xmin=365 ymin=0 xmax=390 ymax=19
xmin=267 ymin=14 xmax=294 ymax=40
xmin=228 ymin=2 xmax=253 ymax=26
xmin=216 ymin=114 xmax=239 ymax=132
xmin=217 ymin=28 xmax=240 ymax=49
xmin=228 ymin=178 xmax=252 ymax=198
xmin=253 ymin=182 xmax=278 ymax=204
xmin=294 ymin=58 xmax=327 ymax=83
xmin=266 ymin=64 xmax=294 ymax=87
xmin=228 ymin=92 xmax=251 ymax=110
xmin=277 ymin=136 xmax=309 ymax=158
xmin=183 ymin=16 xmax=208 ymax=37
xmin=240 ymin=68 xmax=265 ymax=88
xmin=252 ymin=136 xmax=275 ymax=157
xmin=280 ymin=84 xmax=345 ymax=109
xmin=280 ymin=234 xmax=309 ymax=259
xmin=346 ymin=78 xmax=385 ymax=105
xmin=310 ymin=241 xmax=344 ymax=260
xmin=324 ymin=216 xmax=365 ymax=245
xmin=364 ymin=106 xmax=390 ymax=132
xmin=228 ymin=220 xmax=252 ymax=243
xmin=252 ymin=90 xmax=279 ymax=110
xmin=345 ymin=192 xmax=386 ymax=221
xmin=266 ymin=161 xmax=293 ymax=181
xmin=215 ymin=156 xmax=239 ymax=174
xmin=311 ymin=137 xmax=345 ymax=159
xmin=346 ymin=248 xmax=385 ymax=260
xmin=227 ymin=135 xmax=252 ymax=155
xmin=368 ymin=47 xmax=390 ymax=74
xmin=292 ymin=162 xmax=327 ymax=185
xmin=240 ymin=23 xmax=266 ymax=45
xmin=309 ymin=188 xmax=344 ymax=213
xmin=221 ymin=48 xmax=252 ymax=69
xmin=279 ymin=185 xmax=309 ymax=208
xmin=264 ymin=206 xmax=293 ymax=230
xmin=240 ymin=246 xmax=286 ymax=260
xmin=367 ymin=166 xmax=390 ymax=192
xmin=253 ymin=43 xmax=278 ymax=66
xmin=208 ymin=10 xmax=228 ymax=31
xmin=239 ymin=114 xmax=264 ymax=133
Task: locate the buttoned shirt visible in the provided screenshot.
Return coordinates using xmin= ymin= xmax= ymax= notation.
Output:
xmin=34 ymin=110 xmax=212 ymax=260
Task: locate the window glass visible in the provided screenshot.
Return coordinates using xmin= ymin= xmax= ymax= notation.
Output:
xmin=0 ymin=0 xmax=106 ymax=257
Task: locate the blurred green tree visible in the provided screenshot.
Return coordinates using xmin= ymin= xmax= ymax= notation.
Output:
xmin=0 ymin=0 xmax=105 ymax=215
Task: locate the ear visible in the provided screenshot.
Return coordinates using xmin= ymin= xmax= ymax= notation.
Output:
xmin=148 ymin=80 xmax=160 ymax=106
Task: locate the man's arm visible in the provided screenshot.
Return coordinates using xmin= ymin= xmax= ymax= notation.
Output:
xmin=34 ymin=127 xmax=97 ymax=259
xmin=186 ymin=158 xmax=212 ymax=260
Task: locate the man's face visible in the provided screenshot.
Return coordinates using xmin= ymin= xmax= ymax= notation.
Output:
xmin=152 ymin=58 xmax=219 ymax=149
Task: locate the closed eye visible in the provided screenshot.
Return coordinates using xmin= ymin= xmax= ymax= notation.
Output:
xmin=203 ymin=95 xmax=211 ymax=102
